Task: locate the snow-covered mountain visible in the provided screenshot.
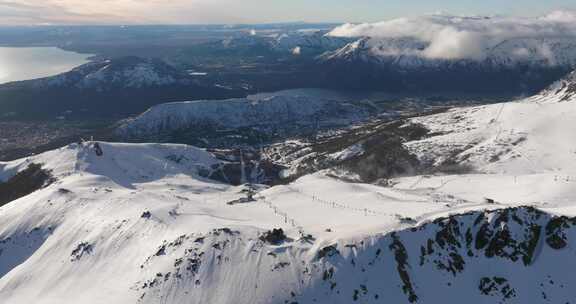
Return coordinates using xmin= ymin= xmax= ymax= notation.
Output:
xmin=2 ymin=71 xmax=576 ymax=303
xmin=0 ymin=56 xmax=245 ymax=120
xmin=319 ymin=37 xmax=429 ymax=67
xmin=324 ymin=13 xmax=576 ymax=70
xmin=266 ymin=69 xmax=576 ymax=185
xmin=403 ymin=71 xmax=576 ymax=176
xmin=271 ymin=31 xmax=354 ymax=55
xmin=317 ymin=32 xmax=576 ymax=94
xmin=116 ymin=89 xmax=383 ymax=146
xmin=321 ymin=37 xmax=576 ymax=69
xmin=26 ymin=57 xmax=197 ymax=91
xmin=1 ymin=129 xmax=576 ymax=303
xmin=197 ymin=31 xmax=352 ymax=57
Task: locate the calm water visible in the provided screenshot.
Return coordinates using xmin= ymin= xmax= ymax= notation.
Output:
xmin=0 ymin=47 xmax=91 ymax=84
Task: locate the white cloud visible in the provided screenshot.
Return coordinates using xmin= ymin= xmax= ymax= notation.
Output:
xmin=329 ymin=11 xmax=576 ymax=60
xmin=540 ymin=10 xmax=576 ymax=23
xmin=423 ymin=27 xmax=485 ymax=60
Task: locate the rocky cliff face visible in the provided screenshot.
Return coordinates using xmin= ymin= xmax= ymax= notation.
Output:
xmin=132 ymin=206 xmax=576 ymax=304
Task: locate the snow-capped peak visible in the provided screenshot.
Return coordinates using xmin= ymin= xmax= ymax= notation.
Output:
xmin=3 ymin=138 xmax=576 ymax=303
xmin=0 ymin=142 xmax=220 ymax=185
xmin=320 ymin=36 xmax=576 ymax=70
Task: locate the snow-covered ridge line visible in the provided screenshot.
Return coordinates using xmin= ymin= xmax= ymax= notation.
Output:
xmin=325 ymin=12 xmax=576 ymax=66
xmin=17 ymin=57 xmax=197 ymax=91
xmin=116 ymin=90 xmax=377 ymax=140
xmin=403 ymin=70 xmax=576 ymax=176
xmin=208 ymin=30 xmax=353 ymax=56
xmin=320 ymin=36 xmax=576 ymax=69
xmin=1 ymin=142 xmax=218 ymax=181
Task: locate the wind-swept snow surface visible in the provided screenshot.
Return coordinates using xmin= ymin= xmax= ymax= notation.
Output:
xmin=404 ymin=75 xmax=576 ymax=175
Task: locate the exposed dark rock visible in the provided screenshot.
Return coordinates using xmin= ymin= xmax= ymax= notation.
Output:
xmin=70 ymin=242 xmax=93 ymax=262
xmin=259 ymin=229 xmax=287 ymax=245
xmin=389 ymin=233 xmax=419 ymax=303
xmin=199 ymin=148 xmax=285 ymax=186
xmin=272 ymin=262 xmax=290 ymax=271
xmin=93 ymin=142 xmax=104 ymax=156
xmin=155 ymin=245 xmax=166 ymax=256
xmin=58 ymin=188 xmax=72 ymax=194
xmin=317 ymin=245 xmax=340 ymax=260
xmin=479 ymin=277 xmax=516 ymax=299
xmin=226 ymin=197 xmax=256 ymax=205
xmin=0 ymin=163 xmax=55 ymax=207
xmin=545 ymin=216 xmax=576 ymax=250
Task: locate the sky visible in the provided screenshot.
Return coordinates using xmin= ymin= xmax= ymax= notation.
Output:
xmin=0 ymin=0 xmax=575 ymax=25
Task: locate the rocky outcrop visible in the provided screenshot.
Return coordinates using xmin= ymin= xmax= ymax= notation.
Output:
xmin=0 ymin=163 xmax=55 ymax=207
xmin=135 ymin=207 xmax=576 ymax=304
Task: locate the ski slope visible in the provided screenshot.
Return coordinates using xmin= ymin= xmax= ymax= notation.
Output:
xmin=0 ymin=138 xmax=574 ymax=303
xmin=1 ymin=72 xmax=576 ymax=303
xmin=405 ymin=79 xmax=576 ymax=175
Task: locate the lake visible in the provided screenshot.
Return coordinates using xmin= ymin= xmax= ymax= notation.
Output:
xmin=0 ymin=47 xmax=92 ymax=84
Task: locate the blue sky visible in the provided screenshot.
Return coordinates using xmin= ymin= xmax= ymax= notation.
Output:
xmin=0 ymin=0 xmax=575 ymax=25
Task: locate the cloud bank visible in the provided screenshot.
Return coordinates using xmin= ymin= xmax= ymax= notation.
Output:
xmin=328 ymin=11 xmax=576 ymax=60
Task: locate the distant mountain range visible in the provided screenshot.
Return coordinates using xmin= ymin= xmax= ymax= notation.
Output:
xmin=0 ymin=57 xmax=245 ymax=120
xmin=183 ymin=31 xmax=576 ymax=95
xmin=2 ymin=29 xmax=576 ymax=122
xmin=26 ymin=57 xmax=197 ymax=91
xmin=316 ymin=36 xmax=576 ymax=94
xmin=320 ymin=36 xmax=576 ymax=69
xmin=181 ymin=30 xmax=353 ymax=58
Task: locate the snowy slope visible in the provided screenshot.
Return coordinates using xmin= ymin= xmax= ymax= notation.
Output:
xmin=2 ymin=73 xmax=576 ymax=303
xmin=404 ymin=75 xmax=576 ymax=175
xmin=1 ymin=141 xmax=576 ymax=303
xmin=116 ymin=89 xmax=379 ymax=142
